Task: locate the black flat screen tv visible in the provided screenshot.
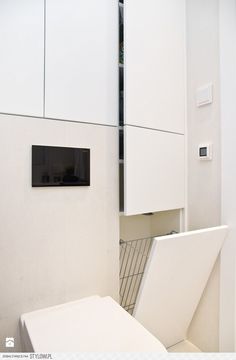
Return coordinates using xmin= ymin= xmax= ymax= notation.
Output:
xmin=32 ymin=145 xmax=90 ymax=187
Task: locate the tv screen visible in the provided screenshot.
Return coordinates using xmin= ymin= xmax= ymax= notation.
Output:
xmin=32 ymin=145 xmax=90 ymax=187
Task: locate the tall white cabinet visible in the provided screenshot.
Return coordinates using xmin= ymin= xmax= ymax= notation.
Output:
xmin=124 ymin=0 xmax=186 ymax=133
xmin=45 ymin=0 xmax=118 ymax=125
xmin=120 ymin=0 xmax=186 ymax=216
xmin=0 ymin=0 xmax=44 ymax=116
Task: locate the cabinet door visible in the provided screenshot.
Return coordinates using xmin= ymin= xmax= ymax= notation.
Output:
xmin=124 ymin=0 xmax=186 ymax=134
xmin=134 ymin=226 xmax=228 ymax=348
xmin=45 ymin=0 xmax=118 ymax=126
xmin=0 ymin=0 xmax=44 ymax=116
xmin=124 ymin=126 xmax=185 ymax=215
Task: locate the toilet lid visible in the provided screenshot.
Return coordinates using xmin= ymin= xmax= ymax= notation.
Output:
xmin=21 ymin=296 xmax=166 ymax=352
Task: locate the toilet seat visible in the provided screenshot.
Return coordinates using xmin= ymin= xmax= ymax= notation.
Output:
xmin=20 ymin=296 xmax=166 ymax=352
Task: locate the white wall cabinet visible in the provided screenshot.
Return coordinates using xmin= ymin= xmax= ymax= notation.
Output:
xmin=120 ymin=0 xmax=186 ymax=215
xmin=0 ymin=0 xmax=44 ymax=116
xmin=124 ymin=0 xmax=186 ymax=134
xmin=124 ymin=126 xmax=185 ymax=216
xmin=45 ymin=0 xmax=118 ymax=126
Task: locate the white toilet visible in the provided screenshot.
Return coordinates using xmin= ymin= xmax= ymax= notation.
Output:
xmin=20 ymin=295 xmax=167 ymax=352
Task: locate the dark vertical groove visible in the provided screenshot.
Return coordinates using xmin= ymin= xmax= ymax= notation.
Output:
xmin=43 ymin=0 xmax=46 ymax=118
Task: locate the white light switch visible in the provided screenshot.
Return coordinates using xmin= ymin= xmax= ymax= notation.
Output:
xmin=196 ymin=83 xmax=213 ymax=107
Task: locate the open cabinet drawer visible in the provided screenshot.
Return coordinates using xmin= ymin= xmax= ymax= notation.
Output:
xmin=133 ymin=225 xmax=228 ymax=349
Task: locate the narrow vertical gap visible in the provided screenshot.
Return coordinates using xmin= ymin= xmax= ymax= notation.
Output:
xmin=43 ymin=0 xmax=46 ymax=118
xmin=119 ymin=1 xmax=124 ymax=213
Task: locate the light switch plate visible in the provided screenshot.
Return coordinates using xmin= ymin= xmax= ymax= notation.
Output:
xmin=196 ymin=83 xmax=213 ymax=107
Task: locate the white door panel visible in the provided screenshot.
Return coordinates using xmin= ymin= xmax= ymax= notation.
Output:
xmin=0 ymin=0 xmax=44 ymax=116
xmin=134 ymin=226 xmax=228 ymax=348
xmin=124 ymin=126 xmax=185 ymax=215
xmin=124 ymin=0 xmax=186 ymax=133
xmin=45 ymin=0 xmax=118 ymax=125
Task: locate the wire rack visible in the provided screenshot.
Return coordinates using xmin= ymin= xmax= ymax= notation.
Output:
xmin=119 ymin=236 xmax=154 ymax=315
xmin=119 ymin=231 xmax=178 ymax=315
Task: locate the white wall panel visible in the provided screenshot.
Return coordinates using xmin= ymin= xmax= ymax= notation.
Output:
xmin=134 ymin=226 xmax=228 ymax=348
xmin=186 ymin=0 xmax=222 ymax=351
xmin=0 ymin=114 xmax=119 ymax=351
xmin=220 ymin=0 xmax=236 ymax=351
xmin=0 ymin=0 xmax=44 ymax=116
xmin=45 ymin=0 xmax=118 ymax=125
xmin=124 ymin=0 xmax=186 ymax=133
xmin=124 ymin=126 xmax=185 ymax=215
